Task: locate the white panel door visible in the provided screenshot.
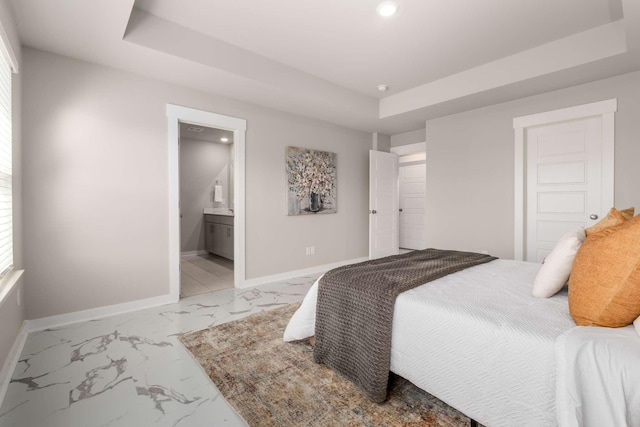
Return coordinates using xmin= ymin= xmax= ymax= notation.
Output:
xmin=525 ymin=117 xmax=604 ymax=262
xmin=369 ymin=150 xmax=399 ymax=259
xmin=399 ymin=163 xmax=426 ymax=250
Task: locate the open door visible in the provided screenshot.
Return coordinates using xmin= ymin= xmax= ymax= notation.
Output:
xmin=369 ymin=150 xmax=399 ymax=259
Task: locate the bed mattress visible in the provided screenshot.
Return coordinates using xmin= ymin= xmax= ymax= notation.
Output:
xmin=284 ymin=259 xmax=577 ymax=426
xmin=285 ymin=258 xmax=640 ymax=426
xmin=390 ymin=259 xmax=575 ymax=426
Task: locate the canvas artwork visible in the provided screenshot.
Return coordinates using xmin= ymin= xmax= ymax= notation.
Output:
xmin=286 ymin=146 xmax=337 ymax=215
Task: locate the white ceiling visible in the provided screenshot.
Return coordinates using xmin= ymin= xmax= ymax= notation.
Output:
xmin=9 ymin=0 xmax=640 ymax=134
xmin=180 ymin=123 xmax=233 ymax=144
xmin=135 ymin=0 xmax=618 ymax=97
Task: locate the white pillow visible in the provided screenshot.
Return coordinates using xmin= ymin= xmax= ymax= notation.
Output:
xmin=634 ymin=316 xmax=640 ymax=337
xmin=532 ymin=228 xmax=586 ymax=298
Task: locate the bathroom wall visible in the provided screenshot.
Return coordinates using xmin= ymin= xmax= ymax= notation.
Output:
xmin=180 ymin=137 xmax=231 ymax=253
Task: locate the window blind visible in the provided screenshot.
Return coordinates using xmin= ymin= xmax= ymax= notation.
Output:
xmin=0 ymin=45 xmax=12 ymax=277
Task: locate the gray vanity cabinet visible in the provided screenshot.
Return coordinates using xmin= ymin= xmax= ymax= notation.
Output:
xmin=205 ymin=221 xmax=215 ymax=253
xmin=204 ymin=214 xmax=234 ymax=260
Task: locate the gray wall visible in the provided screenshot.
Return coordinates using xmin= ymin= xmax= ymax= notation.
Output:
xmin=391 ymin=128 xmax=425 ymax=147
xmin=22 ymin=48 xmax=370 ymax=320
xmin=22 ymin=42 xmax=640 ymax=323
xmin=372 ymin=133 xmax=390 ymax=152
xmin=424 ymin=70 xmax=640 ymax=258
xmin=0 ymin=0 xmax=23 ymax=372
xmin=180 ymin=137 xmax=231 ymax=253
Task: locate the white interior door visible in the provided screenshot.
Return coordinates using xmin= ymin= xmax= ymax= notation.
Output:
xmin=369 ymin=150 xmax=399 ymax=259
xmin=399 ymin=163 xmax=426 ymax=250
xmin=525 ymin=117 xmax=607 ymax=262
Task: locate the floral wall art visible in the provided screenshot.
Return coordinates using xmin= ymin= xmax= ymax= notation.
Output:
xmin=286 ymin=146 xmax=337 ymax=215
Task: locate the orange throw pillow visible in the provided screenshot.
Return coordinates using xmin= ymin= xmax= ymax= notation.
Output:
xmin=621 ymin=207 xmax=635 ymax=220
xmin=569 ymin=214 xmax=640 ymax=327
xmin=585 ymin=207 xmax=633 ymax=236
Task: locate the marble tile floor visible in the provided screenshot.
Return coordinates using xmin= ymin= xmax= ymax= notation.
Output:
xmin=0 ymin=273 xmax=321 ymax=427
xmin=180 ymin=254 xmax=234 ymax=298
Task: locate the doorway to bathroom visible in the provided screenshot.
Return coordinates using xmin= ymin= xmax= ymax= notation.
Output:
xmin=167 ymin=104 xmax=247 ymax=302
xmin=179 ymin=123 xmax=236 ymax=297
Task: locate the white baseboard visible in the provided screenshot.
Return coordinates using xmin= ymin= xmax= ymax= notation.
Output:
xmin=27 ymin=293 xmax=177 ymax=332
xmin=24 ymin=256 xmax=368 ymax=329
xmin=180 ymin=250 xmax=208 ymax=257
xmin=0 ymin=257 xmax=368 ymax=403
xmin=238 ymin=256 xmax=368 ymax=289
xmin=0 ymin=322 xmax=28 ymax=405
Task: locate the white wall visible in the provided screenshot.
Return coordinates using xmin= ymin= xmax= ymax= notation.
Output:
xmin=0 ymin=279 xmax=23 ymax=371
xmin=0 ymin=0 xmax=23 ymax=372
xmin=424 ymin=70 xmax=640 ymax=258
xmin=22 ymin=48 xmax=370 ymax=320
xmin=180 ymin=137 xmax=230 ymax=253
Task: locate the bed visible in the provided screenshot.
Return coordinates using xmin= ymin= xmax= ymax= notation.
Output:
xmin=283 ymin=258 xmax=640 ymax=427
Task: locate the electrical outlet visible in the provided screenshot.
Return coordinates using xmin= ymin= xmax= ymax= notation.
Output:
xmin=310 ymin=246 xmax=315 ymax=255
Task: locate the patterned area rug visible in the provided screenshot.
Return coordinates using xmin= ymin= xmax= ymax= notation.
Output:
xmin=179 ymin=304 xmax=471 ymax=427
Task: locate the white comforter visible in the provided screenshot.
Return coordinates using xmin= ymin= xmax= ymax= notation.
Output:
xmin=556 ymin=325 xmax=640 ymax=427
xmin=283 ymin=259 xmax=640 ymax=427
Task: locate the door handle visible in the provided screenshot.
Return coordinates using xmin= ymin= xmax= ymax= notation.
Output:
xmin=399 ymin=209 xmax=403 ymax=212
xmin=370 ymin=210 xmax=377 ymax=214
xmin=590 ymin=214 xmax=599 ymax=220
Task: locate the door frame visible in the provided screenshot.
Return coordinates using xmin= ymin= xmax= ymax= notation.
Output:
xmin=512 ymin=98 xmax=617 ymax=261
xmin=167 ymin=104 xmax=247 ymax=301
xmin=391 ymin=142 xmax=427 ymax=250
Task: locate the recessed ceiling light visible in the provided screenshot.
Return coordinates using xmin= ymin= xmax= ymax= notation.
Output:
xmin=187 ymin=126 xmax=204 ymax=133
xmin=377 ymin=84 xmax=389 ymax=92
xmin=377 ymin=1 xmax=399 ymax=17
xmin=220 ymin=137 xmax=229 ymax=142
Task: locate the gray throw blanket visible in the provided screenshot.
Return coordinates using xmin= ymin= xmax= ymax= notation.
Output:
xmin=313 ymin=248 xmax=496 ymax=403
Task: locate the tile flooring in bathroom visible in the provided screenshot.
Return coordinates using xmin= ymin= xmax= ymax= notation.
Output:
xmin=180 ymin=253 xmax=234 ymax=297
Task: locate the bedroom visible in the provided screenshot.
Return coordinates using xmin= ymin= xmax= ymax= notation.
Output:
xmin=1 ymin=0 xmax=640 ymax=426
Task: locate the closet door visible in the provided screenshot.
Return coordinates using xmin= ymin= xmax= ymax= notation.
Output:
xmin=525 ymin=117 xmax=604 ymax=262
xmin=399 ymin=163 xmax=426 ymax=250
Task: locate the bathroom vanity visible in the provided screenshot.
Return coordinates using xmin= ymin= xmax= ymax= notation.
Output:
xmin=204 ymin=212 xmax=234 ymax=260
